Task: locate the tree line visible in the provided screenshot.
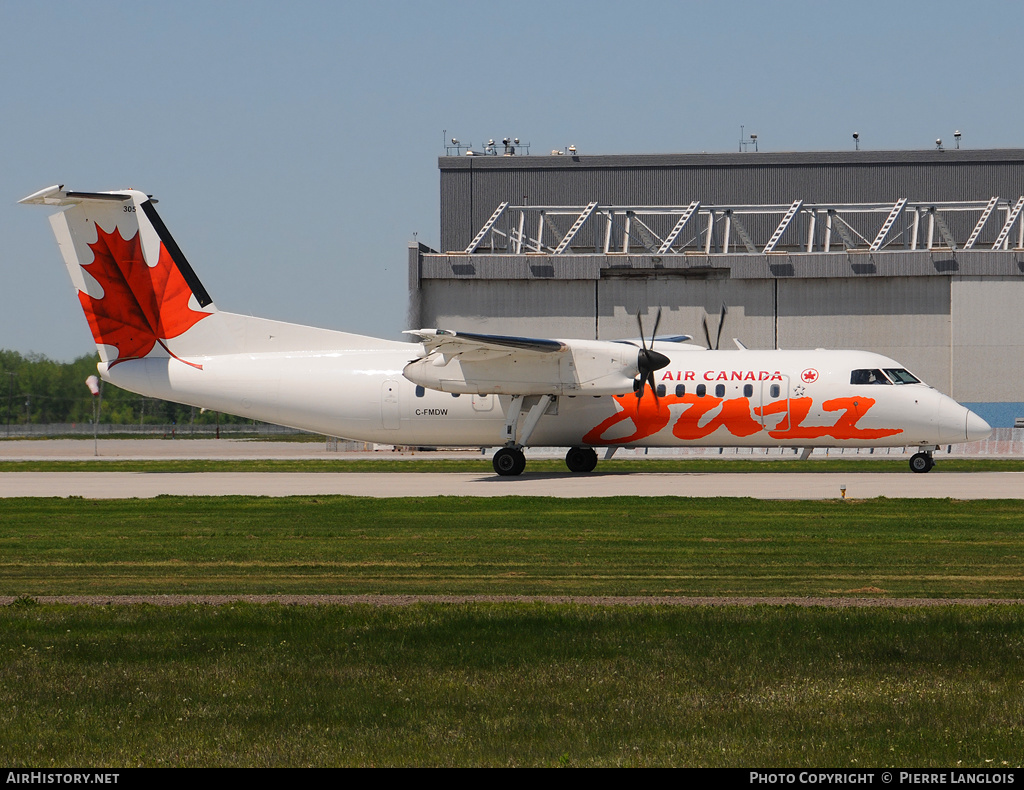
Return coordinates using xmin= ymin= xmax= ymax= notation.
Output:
xmin=0 ymin=350 xmax=249 ymax=427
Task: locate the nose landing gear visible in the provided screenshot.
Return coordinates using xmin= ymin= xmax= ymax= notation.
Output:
xmin=909 ymin=450 xmax=935 ymax=473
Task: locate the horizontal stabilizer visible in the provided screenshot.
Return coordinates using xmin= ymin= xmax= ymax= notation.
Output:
xmin=19 ymin=185 xmax=134 ymax=206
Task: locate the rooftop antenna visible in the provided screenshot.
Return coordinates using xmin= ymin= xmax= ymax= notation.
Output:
xmin=501 ymin=137 xmax=530 ymax=155
xmin=739 ymin=125 xmax=758 ymax=152
xmin=936 ymin=138 xmax=944 ymax=151
xmin=443 ymin=131 xmax=472 ymax=156
xmin=852 ymin=132 xmax=860 ymax=151
xmin=954 ymin=130 xmax=962 ymax=149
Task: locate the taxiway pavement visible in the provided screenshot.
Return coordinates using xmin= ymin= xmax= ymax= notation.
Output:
xmin=1 ymin=470 xmax=1021 ymax=499
xmin=2 ymin=439 xmax=1020 ymax=499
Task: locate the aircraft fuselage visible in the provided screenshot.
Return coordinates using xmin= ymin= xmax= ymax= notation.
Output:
xmin=101 ymin=342 xmax=986 ymax=450
xmin=21 ymin=183 xmax=991 ymax=475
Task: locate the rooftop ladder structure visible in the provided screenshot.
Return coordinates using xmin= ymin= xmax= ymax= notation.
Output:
xmin=869 ymin=198 xmax=908 ymax=251
xmin=992 ymin=196 xmax=1024 ymax=250
xmin=963 ymin=196 xmax=999 ymax=250
xmin=762 ymin=200 xmax=803 ymax=253
xmin=458 ymin=198 xmax=1024 ymax=256
xmin=927 ymin=207 xmax=958 ymax=251
xmin=464 ymin=202 xmax=509 ymax=253
xmin=657 ymin=201 xmax=701 ymax=253
xmin=552 ymin=202 xmax=598 ymax=254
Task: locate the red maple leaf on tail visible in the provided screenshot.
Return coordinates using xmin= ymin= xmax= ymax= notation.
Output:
xmin=78 ymin=225 xmax=211 ymax=369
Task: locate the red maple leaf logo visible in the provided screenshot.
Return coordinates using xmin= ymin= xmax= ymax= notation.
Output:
xmin=78 ymin=225 xmax=211 ymax=369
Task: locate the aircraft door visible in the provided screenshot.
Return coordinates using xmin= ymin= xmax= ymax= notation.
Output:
xmin=381 ymin=380 xmax=400 ymax=430
xmin=472 ymin=393 xmax=494 ymax=412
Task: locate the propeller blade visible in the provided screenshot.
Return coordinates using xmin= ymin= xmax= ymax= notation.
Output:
xmin=635 ymin=309 xmax=648 ymax=351
xmin=702 ymin=314 xmax=712 ymax=349
xmin=649 ymin=307 xmax=662 ymax=345
xmin=715 ymin=304 xmax=728 ymax=350
xmin=634 ymin=308 xmax=670 ymax=409
xmin=647 ymin=370 xmax=659 ymax=408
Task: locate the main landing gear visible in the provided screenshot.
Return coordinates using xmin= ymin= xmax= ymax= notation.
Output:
xmin=909 ymin=450 xmax=935 ymax=473
xmin=492 ymin=446 xmax=527 ymax=476
xmin=491 ymin=393 xmax=555 ymax=477
xmin=491 ymin=393 xmax=602 ymax=475
xmin=492 ymin=445 xmax=599 ymax=476
xmin=490 ymin=394 xmax=601 ymax=477
xmin=565 ymin=446 xmax=598 ymax=473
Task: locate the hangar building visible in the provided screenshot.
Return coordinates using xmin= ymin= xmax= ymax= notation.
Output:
xmin=408 ymin=148 xmax=1024 ymax=427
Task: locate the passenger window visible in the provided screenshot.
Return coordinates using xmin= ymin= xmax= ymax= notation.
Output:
xmin=656 ymin=384 xmax=666 ymax=398
xmin=770 ymin=384 xmax=780 ymax=398
xmin=451 ymin=393 xmax=460 ymax=398
xmin=675 ymin=384 xmax=685 ymax=397
xmin=696 ymin=384 xmax=706 ymax=397
xmin=743 ymin=384 xmax=753 ymax=398
xmin=415 ymin=386 xmax=425 ymax=398
xmin=715 ymin=384 xmax=725 ymax=397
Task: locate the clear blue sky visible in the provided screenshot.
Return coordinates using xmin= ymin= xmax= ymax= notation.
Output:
xmin=3 ymin=0 xmax=1021 ymax=360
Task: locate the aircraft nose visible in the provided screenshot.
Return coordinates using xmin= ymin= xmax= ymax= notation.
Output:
xmin=965 ymin=409 xmax=992 ymax=442
xmin=936 ymin=396 xmax=991 ymax=443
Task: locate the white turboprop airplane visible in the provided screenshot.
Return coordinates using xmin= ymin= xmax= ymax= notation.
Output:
xmin=22 ymin=185 xmax=992 ymax=475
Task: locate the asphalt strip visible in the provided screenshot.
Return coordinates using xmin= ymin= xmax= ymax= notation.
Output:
xmin=1 ymin=471 xmax=1023 ymax=499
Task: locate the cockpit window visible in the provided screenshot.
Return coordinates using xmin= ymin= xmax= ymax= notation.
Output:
xmin=850 ymin=369 xmax=891 ymax=385
xmin=884 ymin=368 xmax=921 ymax=385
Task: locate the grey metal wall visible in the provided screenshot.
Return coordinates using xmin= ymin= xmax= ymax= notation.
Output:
xmin=414 ymin=269 xmax=1024 ymax=414
xmin=440 ymin=149 xmax=1024 ymax=252
xmin=418 ymin=279 xmax=598 ymax=340
xmin=420 ymin=150 xmax=1024 ymax=426
xmin=776 ymin=277 xmax=953 ymax=395
xmin=951 ymin=276 xmax=1024 ymax=402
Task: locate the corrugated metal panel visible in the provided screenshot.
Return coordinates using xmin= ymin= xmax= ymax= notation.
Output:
xmin=439 ymin=168 xmax=473 ymax=252
xmin=951 ymin=277 xmax=1024 ymax=401
xmin=595 ymin=278 xmax=776 ymax=347
xmin=427 ymin=152 xmax=1024 ymax=407
xmin=420 ymin=280 xmax=596 ymax=338
xmin=421 ymin=250 xmax=1024 ymax=281
xmin=441 ymin=150 xmax=1024 ymax=250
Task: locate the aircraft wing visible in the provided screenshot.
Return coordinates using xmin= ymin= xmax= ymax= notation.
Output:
xmin=403 ymin=328 xmax=668 ymax=396
xmin=404 ymin=329 xmax=567 ymax=362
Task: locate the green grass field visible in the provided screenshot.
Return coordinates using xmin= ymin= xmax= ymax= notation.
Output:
xmin=2 ymin=603 xmax=1022 ymax=767
xmin=3 ymin=495 xmax=1024 ymax=767
xmin=2 ymin=496 xmax=1024 ymax=597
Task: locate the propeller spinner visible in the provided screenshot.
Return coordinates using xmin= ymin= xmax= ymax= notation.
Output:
xmin=633 ymin=308 xmax=671 ymax=405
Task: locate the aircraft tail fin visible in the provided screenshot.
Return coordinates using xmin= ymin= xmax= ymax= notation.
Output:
xmin=20 ymin=185 xmax=217 ymax=366
xmin=23 ymin=184 xmax=410 ymax=365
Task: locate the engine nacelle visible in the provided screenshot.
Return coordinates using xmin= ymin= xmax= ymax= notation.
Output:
xmin=403 ymin=339 xmax=642 ymax=396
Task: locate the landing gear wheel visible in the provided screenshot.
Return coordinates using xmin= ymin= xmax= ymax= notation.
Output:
xmin=493 ymin=447 xmax=526 ymax=476
xmin=565 ymin=447 xmax=598 ymax=473
xmin=909 ymin=452 xmax=934 ymax=474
